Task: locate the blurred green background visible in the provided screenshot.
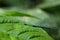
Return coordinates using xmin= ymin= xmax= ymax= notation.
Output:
xmin=0 ymin=0 xmax=60 ymax=40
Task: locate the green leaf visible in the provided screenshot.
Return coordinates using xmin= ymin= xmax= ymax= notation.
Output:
xmin=0 ymin=9 xmax=54 ymax=40
xmin=0 ymin=24 xmax=54 ymax=40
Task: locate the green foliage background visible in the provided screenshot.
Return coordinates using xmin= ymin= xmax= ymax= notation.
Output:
xmin=0 ymin=0 xmax=60 ymax=40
